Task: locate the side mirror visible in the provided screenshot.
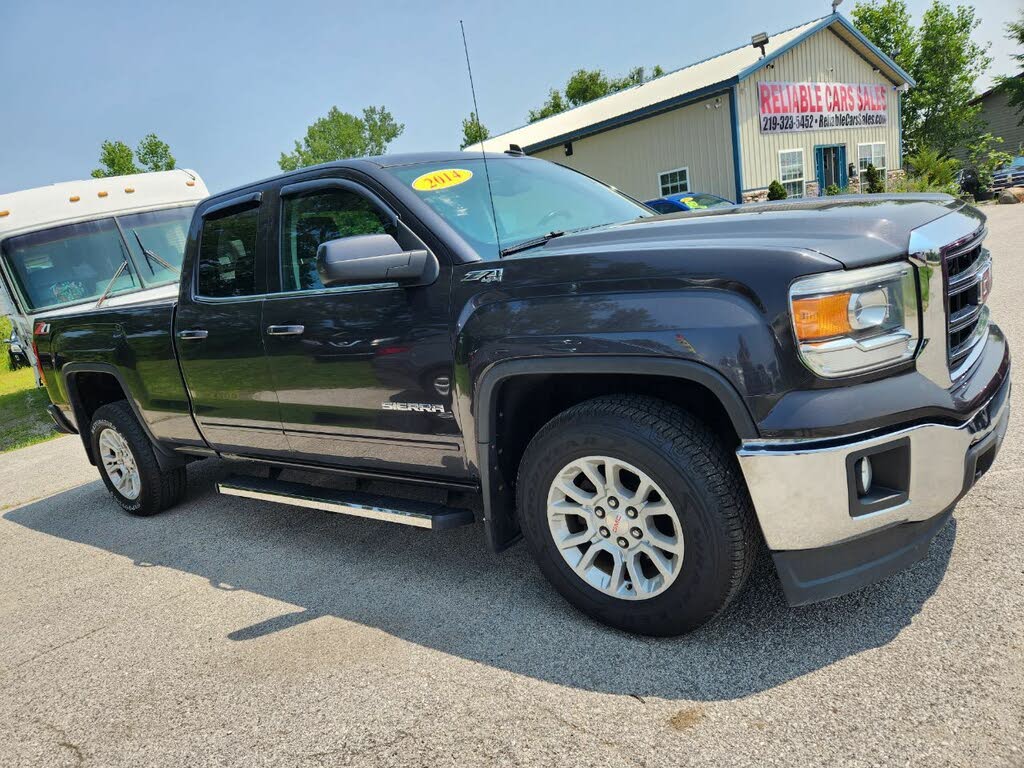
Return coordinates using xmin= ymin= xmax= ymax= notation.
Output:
xmin=316 ymin=234 xmax=438 ymax=288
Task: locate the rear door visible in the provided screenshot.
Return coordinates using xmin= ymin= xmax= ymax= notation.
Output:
xmin=260 ymin=175 xmax=465 ymax=478
xmin=175 ymin=192 xmax=288 ymax=455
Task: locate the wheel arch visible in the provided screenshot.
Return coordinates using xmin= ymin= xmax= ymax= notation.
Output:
xmin=62 ymin=363 xmax=185 ymax=471
xmin=472 ymin=356 xmax=758 ymax=552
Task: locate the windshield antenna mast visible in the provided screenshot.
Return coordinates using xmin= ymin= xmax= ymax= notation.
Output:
xmin=460 ymin=20 xmax=502 ymax=255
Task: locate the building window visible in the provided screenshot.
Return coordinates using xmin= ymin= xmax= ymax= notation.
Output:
xmin=658 ymin=167 xmax=689 ymax=196
xmin=779 ymin=149 xmax=805 ymax=198
xmin=858 ymin=143 xmax=887 ymax=188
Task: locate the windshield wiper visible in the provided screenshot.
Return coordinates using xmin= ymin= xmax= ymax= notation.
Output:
xmin=132 ymin=229 xmax=179 ymax=275
xmin=499 ymin=230 xmax=566 ymax=258
xmin=95 ymin=259 xmax=130 ymax=307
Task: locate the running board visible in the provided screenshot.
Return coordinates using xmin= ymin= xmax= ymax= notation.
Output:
xmin=217 ymin=474 xmax=475 ymax=530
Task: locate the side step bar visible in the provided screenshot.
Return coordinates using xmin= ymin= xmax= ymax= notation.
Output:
xmin=217 ymin=474 xmax=475 ymax=530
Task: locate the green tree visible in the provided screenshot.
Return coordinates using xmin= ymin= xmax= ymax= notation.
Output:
xmin=527 ymin=89 xmax=568 ymax=122
xmin=966 ymin=133 xmax=1013 ymax=190
xmin=767 ymin=180 xmax=787 ymax=200
xmin=851 ymin=0 xmax=918 ymax=74
xmin=91 ymin=140 xmax=140 ymax=178
xmin=460 ymin=111 xmax=490 ymax=149
xmin=864 ymin=163 xmax=886 ymax=193
xmin=279 ymin=105 xmax=405 ymax=170
xmin=851 ymin=0 xmax=991 ymax=154
xmin=135 ymin=133 xmax=176 ymax=172
xmin=904 ymin=146 xmax=959 ymax=185
xmin=527 ymin=64 xmax=664 ymax=123
xmin=995 ymin=10 xmax=1024 ymax=127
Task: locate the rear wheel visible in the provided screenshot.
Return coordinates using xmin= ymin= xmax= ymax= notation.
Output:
xmin=517 ymin=395 xmax=758 ymax=636
xmin=90 ymin=401 xmax=186 ymax=516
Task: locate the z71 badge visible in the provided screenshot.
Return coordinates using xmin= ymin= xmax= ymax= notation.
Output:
xmin=382 ymin=402 xmax=447 ymax=413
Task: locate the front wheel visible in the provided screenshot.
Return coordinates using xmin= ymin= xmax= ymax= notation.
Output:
xmin=90 ymin=401 xmax=186 ymax=516
xmin=517 ymin=395 xmax=759 ymax=636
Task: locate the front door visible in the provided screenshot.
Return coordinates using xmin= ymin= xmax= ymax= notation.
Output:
xmin=815 ymin=145 xmax=848 ymax=194
xmin=175 ymin=194 xmax=289 ymax=455
xmin=260 ymin=177 xmax=465 ymax=478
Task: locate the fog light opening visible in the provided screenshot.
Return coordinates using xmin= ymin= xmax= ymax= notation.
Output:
xmin=856 ymin=456 xmax=873 ymax=496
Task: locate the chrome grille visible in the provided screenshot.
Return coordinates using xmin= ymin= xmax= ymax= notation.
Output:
xmin=943 ymin=229 xmax=990 ymax=376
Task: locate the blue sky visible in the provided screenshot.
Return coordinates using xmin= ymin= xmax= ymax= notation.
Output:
xmin=1 ymin=0 xmax=1017 ymax=195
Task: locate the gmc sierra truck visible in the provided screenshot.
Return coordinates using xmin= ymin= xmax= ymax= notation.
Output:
xmin=34 ymin=152 xmax=1010 ymax=636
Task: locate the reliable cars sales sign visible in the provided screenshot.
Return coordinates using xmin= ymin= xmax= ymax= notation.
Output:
xmin=758 ymin=82 xmax=888 ymax=133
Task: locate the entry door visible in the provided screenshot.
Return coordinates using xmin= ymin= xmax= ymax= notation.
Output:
xmin=175 ymin=195 xmax=289 ymax=455
xmin=261 ymin=178 xmax=464 ymax=478
xmin=815 ymin=145 xmax=848 ymax=193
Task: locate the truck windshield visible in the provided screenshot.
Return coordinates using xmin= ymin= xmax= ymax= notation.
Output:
xmin=1 ymin=205 xmax=194 ymax=312
xmin=388 ymin=158 xmax=651 ymax=260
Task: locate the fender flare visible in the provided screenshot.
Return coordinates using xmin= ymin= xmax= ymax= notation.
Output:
xmin=472 ymin=355 xmax=758 ymax=552
xmin=61 ymin=362 xmax=186 ymax=472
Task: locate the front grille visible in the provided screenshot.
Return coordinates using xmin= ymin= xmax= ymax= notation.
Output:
xmin=943 ymin=230 xmax=989 ymax=375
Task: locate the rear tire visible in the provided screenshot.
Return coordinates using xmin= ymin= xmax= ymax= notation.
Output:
xmin=90 ymin=401 xmax=186 ymax=516
xmin=517 ymin=395 xmax=758 ymax=636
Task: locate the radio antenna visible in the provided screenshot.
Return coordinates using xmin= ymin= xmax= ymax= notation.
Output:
xmin=460 ymin=19 xmax=502 ymax=255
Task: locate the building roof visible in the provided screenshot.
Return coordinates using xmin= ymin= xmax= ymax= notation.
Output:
xmin=469 ymin=13 xmax=915 ymax=154
xmin=0 ymin=169 xmax=208 ymax=240
xmin=969 ymin=72 xmax=1022 ymax=105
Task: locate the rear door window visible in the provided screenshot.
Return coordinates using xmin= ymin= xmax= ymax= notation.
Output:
xmin=1 ymin=218 xmax=139 ymax=311
xmin=196 ymin=206 xmax=260 ymax=298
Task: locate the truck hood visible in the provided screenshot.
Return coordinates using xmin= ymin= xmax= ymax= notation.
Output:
xmin=529 ymin=194 xmax=968 ymax=269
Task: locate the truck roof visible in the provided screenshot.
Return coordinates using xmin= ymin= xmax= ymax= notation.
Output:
xmin=0 ymin=169 xmax=208 ymax=240
xmin=203 ymin=152 xmax=521 ymax=205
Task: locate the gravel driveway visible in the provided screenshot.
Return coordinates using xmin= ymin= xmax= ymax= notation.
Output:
xmin=1 ymin=205 xmax=1022 ymax=767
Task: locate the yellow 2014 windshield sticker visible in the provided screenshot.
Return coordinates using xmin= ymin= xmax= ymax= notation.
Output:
xmin=412 ymin=168 xmax=473 ymax=192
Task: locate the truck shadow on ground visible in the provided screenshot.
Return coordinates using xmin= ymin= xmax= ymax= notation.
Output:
xmin=5 ymin=458 xmax=954 ymax=702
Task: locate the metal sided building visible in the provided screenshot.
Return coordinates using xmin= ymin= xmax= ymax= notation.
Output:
xmin=469 ymin=13 xmax=914 ymax=203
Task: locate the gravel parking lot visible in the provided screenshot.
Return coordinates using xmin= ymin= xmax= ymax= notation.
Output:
xmin=1 ymin=205 xmax=1022 ymax=768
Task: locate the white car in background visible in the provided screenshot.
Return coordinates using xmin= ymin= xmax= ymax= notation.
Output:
xmin=0 ymin=169 xmax=208 ymax=378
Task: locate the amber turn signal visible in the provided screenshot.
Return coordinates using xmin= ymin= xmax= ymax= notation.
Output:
xmin=0 ymin=210 xmax=9 ymax=217
xmin=69 ymin=195 xmax=80 ymax=202
xmin=792 ymin=293 xmax=852 ymax=341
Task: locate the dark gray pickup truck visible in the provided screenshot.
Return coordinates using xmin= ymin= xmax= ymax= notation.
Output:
xmin=31 ymin=151 xmax=1010 ymax=635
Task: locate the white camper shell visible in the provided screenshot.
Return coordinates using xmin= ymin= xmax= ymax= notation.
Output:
xmin=0 ymin=169 xmax=208 ymax=373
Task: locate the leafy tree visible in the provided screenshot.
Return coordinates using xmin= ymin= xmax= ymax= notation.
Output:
xmin=527 ymin=89 xmax=569 ymax=123
xmin=527 ymin=64 xmax=664 ymax=123
xmin=279 ymin=105 xmax=405 ymax=171
xmin=851 ymin=0 xmax=991 ymax=154
xmin=767 ymin=180 xmax=787 ymax=200
xmin=851 ymin=0 xmax=918 ymax=74
xmin=966 ymin=133 xmax=1013 ymax=190
xmin=904 ymin=146 xmax=959 ymax=186
xmin=135 ymin=133 xmax=176 ymax=172
xmin=864 ymin=163 xmax=886 ymax=193
xmin=91 ymin=140 xmax=140 ymax=178
xmin=995 ymin=10 xmax=1024 ymax=127
xmin=460 ymin=112 xmax=490 ymax=149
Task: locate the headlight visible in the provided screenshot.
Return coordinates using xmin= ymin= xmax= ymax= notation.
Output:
xmin=790 ymin=262 xmax=919 ymax=378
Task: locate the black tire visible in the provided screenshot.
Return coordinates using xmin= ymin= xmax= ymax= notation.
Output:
xmin=517 ymin=395 xmax=758 ymax=636
xmin=89 ymin=401 xmax=186 ymax=516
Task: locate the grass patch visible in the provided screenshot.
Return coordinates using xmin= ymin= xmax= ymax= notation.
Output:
xmin=0 ymin=330 xmax=59 ymax=452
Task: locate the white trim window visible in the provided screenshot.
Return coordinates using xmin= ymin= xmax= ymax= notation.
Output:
xmin=778 ymin=149 xmax=805 ymax=198
xmin=658 ymin=167 xmax=689 ymax=196
xmin=858 ymin=143 xmax=887 ymax=188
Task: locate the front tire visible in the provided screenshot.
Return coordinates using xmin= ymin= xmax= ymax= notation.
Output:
xmin=90 ymin=401 xmax=186 ymax=516
xmin=517 ymin=395 xmax=758 ymax=636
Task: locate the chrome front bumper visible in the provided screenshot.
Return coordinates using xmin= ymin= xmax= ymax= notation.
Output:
xmin=737 ymin=378 xmax=1010 ymax=551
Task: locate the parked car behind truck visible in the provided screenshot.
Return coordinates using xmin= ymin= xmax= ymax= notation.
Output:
xmin=0 ymin=170 xmax=208 ymax=380
xmin=34 ymin=152 xmax=1010 ymax=636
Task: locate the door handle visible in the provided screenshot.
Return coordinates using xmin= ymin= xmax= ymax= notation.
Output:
xmin=267 ymin=325 xmax=305 ymax=336
xmin=177 ymin=329 xmax=208 ymax=340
